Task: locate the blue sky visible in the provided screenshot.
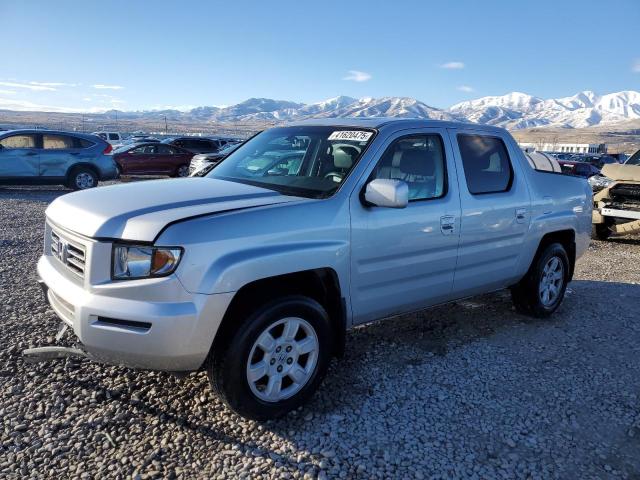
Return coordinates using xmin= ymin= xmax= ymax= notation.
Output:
xmin=1 ymin=0 xmax=639 ymax=112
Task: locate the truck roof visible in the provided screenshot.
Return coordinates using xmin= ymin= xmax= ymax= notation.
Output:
xmin=285 ymin=117 xmax=506 ymax=134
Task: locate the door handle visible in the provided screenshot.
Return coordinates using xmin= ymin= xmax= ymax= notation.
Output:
xmin=25 ymin=151 xmax=38 ymax=156
xmin=440 ymin=215 xmax=456 ymax=235
xmin=515 ymin=208 xmax=527 ymax=223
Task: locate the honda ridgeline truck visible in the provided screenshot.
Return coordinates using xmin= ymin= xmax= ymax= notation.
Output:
xmin=34 ymin=119 xmax=592 ymax=419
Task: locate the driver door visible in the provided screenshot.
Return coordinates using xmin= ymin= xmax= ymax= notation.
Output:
xmin=349 ymin=128 xmax=461 ymax=324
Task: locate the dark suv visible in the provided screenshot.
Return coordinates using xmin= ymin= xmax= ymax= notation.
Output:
xmin=0 ymin=130 xmax=118 ymax=189
xmin=161 ymin=137 xmax=238 ymax=154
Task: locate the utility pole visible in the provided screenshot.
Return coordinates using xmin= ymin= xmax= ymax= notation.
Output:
xmin=164 ymin=115 xmax=168 ymax=134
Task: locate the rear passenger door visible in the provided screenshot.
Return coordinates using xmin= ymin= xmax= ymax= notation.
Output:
xmin=0 ymin=134 xmax=40 ymax=178
xmin=40 ymin=134 xmax=84 ymax=177
xmin=449 ymin=128 xmax=531 ymax=297
xmin=350 ymin=129 xmax=461 ymax=324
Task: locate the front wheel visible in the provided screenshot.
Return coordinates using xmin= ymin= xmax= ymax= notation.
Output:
xmin=592 ymin=223 xmax=612 ymax=240
xmin=207 ymin=296 xmax=332 ymax=420
xmin=511 ymin=243 xmax=569 ymax=318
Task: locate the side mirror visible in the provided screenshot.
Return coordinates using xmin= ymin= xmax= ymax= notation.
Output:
xmin=364 ymin=179 xmax=409 ymax=208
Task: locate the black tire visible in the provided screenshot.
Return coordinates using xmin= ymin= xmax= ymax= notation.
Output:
xmin=510 ymin=242 xmax=570 ymax=318
xmin=592 ymin=223 xmax=612 ymax=240
xmin=67 ymin=166 xmax=98 ymax=190
xmin=207 ymin=295 xmax=332 ymax=420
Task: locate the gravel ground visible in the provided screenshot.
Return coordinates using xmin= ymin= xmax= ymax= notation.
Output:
xmin=1 ymin=184 xmax=640 ymax=479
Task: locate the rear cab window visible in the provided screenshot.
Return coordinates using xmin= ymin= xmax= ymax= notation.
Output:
xmin=457 ymin=134 xmax=513 ymax=194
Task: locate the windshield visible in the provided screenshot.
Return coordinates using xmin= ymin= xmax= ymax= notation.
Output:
xmin=207 ymin=126 xmax=375 ymax=198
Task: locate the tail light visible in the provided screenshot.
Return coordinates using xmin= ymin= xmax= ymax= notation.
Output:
xmin=103 ymin=144 xmax=113 ymax=155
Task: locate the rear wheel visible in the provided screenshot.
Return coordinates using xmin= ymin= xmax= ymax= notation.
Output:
xmin=208 ymin=296 xmax=332 ymax=420
xmin=511 ymin=243 xmax=569 ymax=318
xmin=67 ymin=167 xmax=98 ymax=190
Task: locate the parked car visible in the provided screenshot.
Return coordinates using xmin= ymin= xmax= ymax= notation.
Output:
xmin=0 ymin=129 xmax=117 ymax=189
xmin=129 ymin=135 xmax=160 ymax=143
xmin=189 ymin=141 xmax=242 ymax=176
xmin=113 ymin=143 xmax=194 ymax=177
xmin=558 ymin=160 xmax=601 ymax=177
xmin=578 ymin=154 xmax=619 ymax=168
xmin=92 ymin=131 xmax=124 ymax=146
xmin=162 ymin=136 xmax=228 ymax=154
xmin=32 ymin=119 xmax=591 ymax=420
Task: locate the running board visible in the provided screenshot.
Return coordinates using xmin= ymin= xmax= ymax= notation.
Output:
xmin=22 ymin=346 xmax=88 ymax=363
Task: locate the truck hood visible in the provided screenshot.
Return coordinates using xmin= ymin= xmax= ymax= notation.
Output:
xmin=602 ymin=163 xmax=640 ymax=182
xmin=46 ymin=178 xmax=305 ymax=242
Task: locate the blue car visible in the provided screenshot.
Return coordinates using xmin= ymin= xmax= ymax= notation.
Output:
xmin=0 ymin=130 xmax=118 ymax=190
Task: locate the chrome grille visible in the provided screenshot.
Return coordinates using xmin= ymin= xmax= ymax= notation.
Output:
xmin=51 ymin=229 xmax=86 ymax=278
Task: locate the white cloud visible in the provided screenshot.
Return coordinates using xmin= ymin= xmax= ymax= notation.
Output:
xmin=0 ymin=97 xmax=107 ymax=113
xmin=0 ymin=81 xmax=56 ymax=91
xmin=457 ymin=85 xmax=474 ymax=92
xmin=343 ymin=70 xmax=372 ymax=82
xmin=0 ymin=89 xmax=16 ymax=95
xmin=633 ymin=60 xmax=640 ymax=73
xmin=93 ymin=84 xmax=124 ymax=90
xmin=440 ymin=61 xmax=465 ymax=70
xmin=30 ymin=81 xmax=78 ymax=87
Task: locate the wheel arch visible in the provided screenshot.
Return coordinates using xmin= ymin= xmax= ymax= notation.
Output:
xmin=532 ymin=229 xmax=576 ymax=280
xmin=209 ymin=268 xmax=346 ymax=365
xmin=65 ymin=162 xmax=100 ymax=181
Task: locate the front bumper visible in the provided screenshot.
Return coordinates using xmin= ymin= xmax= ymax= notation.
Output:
xmin=37 ymin=255 xmax=235 ymax=371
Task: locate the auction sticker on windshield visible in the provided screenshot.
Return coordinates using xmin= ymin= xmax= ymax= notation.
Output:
xmin=328 ymin=131 xmax=373 ymax=142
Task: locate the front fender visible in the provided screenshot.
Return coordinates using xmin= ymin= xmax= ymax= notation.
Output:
xmin=177 ymin=240 xmax=350 ymax=294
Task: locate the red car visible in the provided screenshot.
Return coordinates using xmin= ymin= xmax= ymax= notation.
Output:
xmin=113 ymin=143 xmax=194 ymax=177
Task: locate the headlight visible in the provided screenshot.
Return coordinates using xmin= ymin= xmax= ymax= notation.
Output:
xmin=112 ymin=244 xmax=183 ymax=280
xmin=588 ymin=175 xmax=614 ymax=189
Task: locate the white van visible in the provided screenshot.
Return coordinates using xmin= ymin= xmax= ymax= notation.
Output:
xmin=92 ymin=131 xmax=123 ymax=146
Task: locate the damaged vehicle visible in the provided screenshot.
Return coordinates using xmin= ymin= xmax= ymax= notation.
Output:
xmin=592 ymin=163 xmax=640 ymax=239
xmin=30 ymin=119 xmax=591 ymax=420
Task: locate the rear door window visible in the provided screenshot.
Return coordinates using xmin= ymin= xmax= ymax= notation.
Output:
xmin=108 ymin=133 xmax=120 ymax=141
xmin=457 ymin=134 xmax=513 ymax=194
xmin=43 ymin=134 xmax=76 ymax=149
xmin=0 ymin=134 xmax=38 ymax=149
xmin=156 ymin=144 xmax=174 ymax=154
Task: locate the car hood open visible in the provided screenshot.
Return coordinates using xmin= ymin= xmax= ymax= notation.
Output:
xmin=46 ymin=178 xmax=305 ymax=242
xmin=601 ymin=163 xmax=640 ymax=182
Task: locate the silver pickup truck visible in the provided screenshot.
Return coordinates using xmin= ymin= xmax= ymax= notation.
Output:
xmin=35 ymin=119 xmax=592 ymax=419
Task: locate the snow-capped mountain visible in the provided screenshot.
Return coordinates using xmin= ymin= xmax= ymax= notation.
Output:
xmin=8 ymin=90 xmax=637 ymax=130
xmin=450 ymin=90 xmax=640 ymax=128
xmin=178 ymin=90 xmax=640 ymax=128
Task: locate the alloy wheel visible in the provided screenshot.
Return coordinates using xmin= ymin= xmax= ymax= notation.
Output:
xmin=75 ymin=172 xmax=95 ymax=189
xmin=246 ymin=317 xmax=319 ymax=403
xmin=538 ymin=256 xmax=564 ymax=306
